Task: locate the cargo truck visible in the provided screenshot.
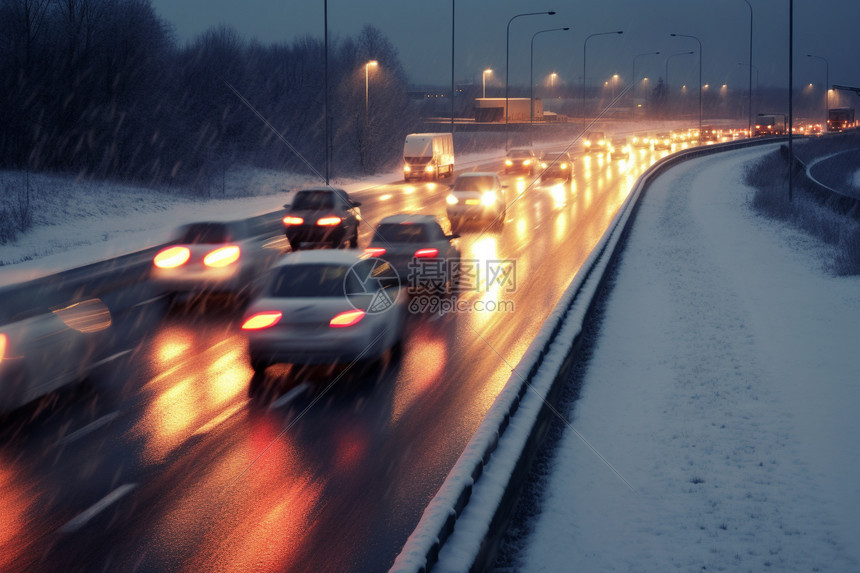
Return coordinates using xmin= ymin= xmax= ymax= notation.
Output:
xmin=827 ymin=108 xmax=855 ymax=131
xmin=754 ymin=114 xmax=787 ymax=136
xmin=403 ymin=133 xmax=455 ymax=181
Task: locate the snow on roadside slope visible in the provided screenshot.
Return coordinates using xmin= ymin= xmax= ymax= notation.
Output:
xmin=519 ymin=146 xmax=860 ymax=572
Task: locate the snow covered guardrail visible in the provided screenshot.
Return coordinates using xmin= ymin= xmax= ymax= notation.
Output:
xmin=390 ymin=137 xmax=781 ymax=573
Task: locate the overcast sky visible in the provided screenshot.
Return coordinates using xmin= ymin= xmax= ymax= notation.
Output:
xmin=151 ymin=0 xmax=859 ymax=95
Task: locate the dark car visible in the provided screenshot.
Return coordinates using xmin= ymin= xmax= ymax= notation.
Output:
xmin=282 ymin=187 xmax=362 ymax=250
xmin=363 ymin=214 xmax=460 ymax=294
xmin=583 ymin=131 xmax=609 ymax=153
xmin=539 ymin=152 xmax=574 ymax=182
xmin=504 ymin=147 xmax=537 ymax=175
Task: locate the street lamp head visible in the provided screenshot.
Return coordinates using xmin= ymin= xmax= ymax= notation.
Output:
xmin=615 ymin=30 xmax=623 ymax=34
xmin=367 ymin=60 xmax=378 ymax=67
xmin=484 ymin=68 xmax=492 ymax=74
xmin=547 ymin=11 xmax=556 ymax=15
xmin=563 ymin=27 xmax=570 ymax=30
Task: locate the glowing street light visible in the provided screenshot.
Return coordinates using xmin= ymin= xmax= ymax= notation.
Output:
xmin=530 ymin=26 xmax=570 ymax=127
xmin=632 ymin=51 xmax=660 ymax=105
xmin=671 ymin=33 xmax=703 ymax=135
xmin=505 ymin=10 xmax=556 ymax=148
xmin=807 ymin=53 xmax=830 ymax=128
xmin=582 ymin=30 xmax=624 ymax=116
xmin=482 ymin=68 xmax=493 ymax=98
xmin=365 ymin=60 xmax=378 ymax=116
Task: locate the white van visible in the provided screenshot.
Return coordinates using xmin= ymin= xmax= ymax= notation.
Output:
xmin=403 ymin=133 xmax=454 ymax=181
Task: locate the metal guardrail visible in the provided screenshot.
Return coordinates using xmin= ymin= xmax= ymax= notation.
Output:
xmin=391 ymin=136 xmax=782 ymax=573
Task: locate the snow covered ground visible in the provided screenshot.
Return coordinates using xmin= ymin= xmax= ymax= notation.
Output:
xmin=516 ymin=145 xmax=860 ymax=572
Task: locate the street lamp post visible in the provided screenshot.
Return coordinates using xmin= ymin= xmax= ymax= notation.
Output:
xmin=807 ymin=53 xmax=829 ymax=128
xmin=665 ymin=51 xmax=694 ymax=108
xmin=582 ymin=30 xmax=623 ymax=117
xmin=671 ymin=33 xmax=703 ymax=135
xmin=743 ymin=0 xmax=753 ymax=138
xmin=365 ymin=60 xmax=378 ymax=117
xmin=482 ymin=68 xmax=493 ymax=98
xmin=506 ymin=10 xmax=556 ymax=149
xmin=632 ymin=51 xmax=660 ymax=106
xmin=530 ymin=27 xmax=570 ymax=128
xmin=737 ymin=62 xmax=758 ymax=134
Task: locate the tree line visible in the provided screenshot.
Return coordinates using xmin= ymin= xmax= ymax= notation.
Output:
xmin=0 ymin=0 xmax=417 ymax=191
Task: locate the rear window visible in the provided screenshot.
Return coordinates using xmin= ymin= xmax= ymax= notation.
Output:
xmin=177 ymin=223 xmax=230 ymax=244
xmin=375 ymin=224 xmax=429 ymax=243
xmin=453 ymin=175 xmax=497 ymax=192
xmin=268 ymin=264 xmax=349 ymax=297
xmin=292 ymin=191 xmax=334 ymax=210
xmin=267 ymin=262 xmax=379 ymax=297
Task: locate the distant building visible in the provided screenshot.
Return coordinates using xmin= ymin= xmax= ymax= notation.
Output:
xmin=474 ymin=98 xmax=542 ymax=122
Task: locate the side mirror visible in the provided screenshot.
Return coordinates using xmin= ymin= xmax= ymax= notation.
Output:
xmin=447 ymin=233 xmax=460 ymax=240
xmin=352 ymin=201 xmax=362 ymax=208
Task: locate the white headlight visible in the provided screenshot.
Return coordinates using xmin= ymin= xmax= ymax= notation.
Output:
xmin=446 ymin=194 xmax=459 ymax=205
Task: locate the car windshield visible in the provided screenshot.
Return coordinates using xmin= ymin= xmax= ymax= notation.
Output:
xmin=292 ymin=191 xmax=335 ymax=210
xmin=375 ymin=223 xmax=430 ymax=243
xmin=452 ymin=175 xmax=496 ymax=192
xmin=508 ymin=150 xmax=532 ymax=158
xmin=177 ymin=223 xmax=230 ymax=244
xmin=267 ymin=264 xmax=349 ymax=297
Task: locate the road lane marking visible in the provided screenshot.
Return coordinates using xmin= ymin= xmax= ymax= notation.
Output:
xmin=193 ymin=401 xmax=249 ymax=436
xmin=89 ymin=349 xmax=132 ymax=369
xmin=132 ymin=295 xmax=165 ymax=308
xmin=56 ymin=411 xmax=121 ymax=446
xmin=58 ymin=483 xmax=138 ymax=534
xmin=269 ymin=382 xmax=311 ymax=410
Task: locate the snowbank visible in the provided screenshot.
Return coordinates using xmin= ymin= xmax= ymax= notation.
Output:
xmin=518 ymin=146 xmax=860 ymax=572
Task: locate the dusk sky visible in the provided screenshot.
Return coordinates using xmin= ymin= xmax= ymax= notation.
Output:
xmin=152 ymin=0 xmax=858 ymax=96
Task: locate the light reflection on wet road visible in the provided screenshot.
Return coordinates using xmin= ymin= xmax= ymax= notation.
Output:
xmin=0 ymin=145 xmax=673 ymax=572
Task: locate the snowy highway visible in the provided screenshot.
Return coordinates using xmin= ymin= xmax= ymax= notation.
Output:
xmin=0 ymin=144 xmax=678 ymax=571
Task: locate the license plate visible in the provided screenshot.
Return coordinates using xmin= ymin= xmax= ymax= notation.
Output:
xmin=465 ymin=199 xmax=479 ymax=205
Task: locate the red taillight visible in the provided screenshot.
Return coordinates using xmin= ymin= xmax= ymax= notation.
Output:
xmin=0 ymin=333 xmax=7 ymax=365
xmin=363 ymin=247 xmax=387 ymax=257
xmin=316 ymin=216 xmax=342 ymax=226
xmin=414 ymin=248 xmax=439 ymax=258
xmin=241 ymin=311 xmax=283 ymax=330
xmin=204 ymin=245 xmax=240 ymax=267
xmin=329 ymin=309 xmax=366 ymax=328
xmin=154 ymin=246 xmax=191 ymax=269
xmin=283 ymin=216 xmax=304 ymax=225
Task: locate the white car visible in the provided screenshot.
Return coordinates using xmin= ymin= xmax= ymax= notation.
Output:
xmin=0 ymin=299 xmax=115 ymax=414
xmin=241 ymin=250 xmax=406 ymax=372
xmin=151 ymin=219 xmax=283 ymax=302
xmin=445 ymin=172 xmax=507 ymax=233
